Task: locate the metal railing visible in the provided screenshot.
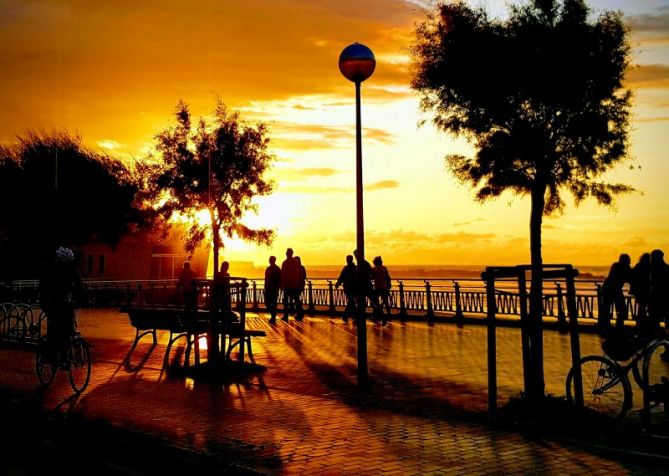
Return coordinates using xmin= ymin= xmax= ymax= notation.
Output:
xmin=0 ymin=276 xmax=633 ymax=322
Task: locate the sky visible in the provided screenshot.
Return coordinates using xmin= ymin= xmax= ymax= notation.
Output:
xmin=1 ymin=0 xmax=668 ymax=267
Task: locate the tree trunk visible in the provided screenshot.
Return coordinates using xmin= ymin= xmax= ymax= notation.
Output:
xmin=528 ymin=183 xmax=546 ymax=406
xmin=209 ymin=218 xmax=221 ymax=367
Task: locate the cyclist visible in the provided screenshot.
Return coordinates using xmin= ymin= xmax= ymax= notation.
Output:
xmin=39 ymin=246 xmax=83 ymax=366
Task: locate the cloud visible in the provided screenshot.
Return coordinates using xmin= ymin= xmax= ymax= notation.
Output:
xmin=277 ymin=167 xmax=341 ymax=181
xmin=634 ymin=116 xmax=669 ymax=123
xmin=628 ymin=10 xmax=669 ymax=41
xmin=271 ymin=122 xmax=395 ymax=151
xmin=367 ymin=180 xmax=400 ymax=191
xmin=96 ymin=139 xmax=122 ymax=150
xmin=625 ymin=64 xmax=669 ymax=89
xmin=622 ymin=236 xmax=647 ymax=248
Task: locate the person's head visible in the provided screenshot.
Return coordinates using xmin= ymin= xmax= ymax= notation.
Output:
xmin=651 ymin=249 xmax=665 ymax=265
xmin=619 ymin=253 xmax=631 ymax=266
xmin=269 ymin=256 xmax=276 ymax=265
xmin=295 ymin=256 xmax=301 ymax=264
xmin=373 ymin=256 xmax=382 ymax=266
xmin=286 ymin=248 xmax=294 ymax=258
xmin=183 ymin=261 xmax=191 ymax=270
xmin=353 ymin=249 xmax=359 ymax=260
xmin=220 ymin=261 xmax=230 ymax=272
xmin=640 ymin=253 xmax=651 ymax=265
xmin=346 ymin=255 xmax=353 ymax=265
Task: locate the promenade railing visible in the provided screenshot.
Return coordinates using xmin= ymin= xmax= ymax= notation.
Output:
xmin=0 ymin=276 xmax=638 ymax=332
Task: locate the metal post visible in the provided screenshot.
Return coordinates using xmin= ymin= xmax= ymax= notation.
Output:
xmin=399 ymin=281 xmax=406 ymax=319
xmin=354 ymin=80 xmax=368 ymax=386
xmin=565 ymin=267 xmax=583 ymax=408
xmin=556 ymin=283 xmax=567 ymax=332
xmin=328 ymin=280 xmax=336 ymax=313
xmin=425 ymin=280 xmax=434 ymax=319
xmin=518 ymin=269 xmax=533 ymax=398
xmin=483 ymin=271 xmax=497 ymax=413
xmin=454 ymin=281 xmax=464 ymax=326
xmin=308 ymin=280 xmax=315 ymax=314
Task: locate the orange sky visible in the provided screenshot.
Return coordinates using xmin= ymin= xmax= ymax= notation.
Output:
xmin=2 ymin=0 xmax=669 ymax=267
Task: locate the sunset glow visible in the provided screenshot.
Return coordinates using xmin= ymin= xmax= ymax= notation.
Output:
xmin=2 ymin=0 xmax=668 ymax=267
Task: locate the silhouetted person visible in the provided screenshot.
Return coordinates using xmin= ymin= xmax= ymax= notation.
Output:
xmin=281 ymin=248 xmax=303 ymax=321
xmin=649 ymin=249 xmax=669 ymax=337
xmin=214 ymin=261 xmax=232 ymax=318
xmin=39 ymin=246 xmax=83 ymax=364
xmin=353 ymin=249 xmax=377 ymax=320
xmin=335 ymin=255 xmax=357 ymax=323
xmin=372 ymin=256 xmax=392 ymax=325
xmin=630 ymin=253 xmax=651 ymax=332
xmin=599 ymin=253 xmax=631 ymax=331
xmin=176 ymin=260 xmax=197 ymax=312
xmin=264 ymin=256 xmax=281 ymax=324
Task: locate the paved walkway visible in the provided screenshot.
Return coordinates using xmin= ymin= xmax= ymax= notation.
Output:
xmin=0 ymin=309 xmax=667 ymax=475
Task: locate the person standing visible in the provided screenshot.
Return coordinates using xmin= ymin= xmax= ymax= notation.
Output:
xmin=176 ymin=260 xmax=197 ymax=313
xmin=372 ymin=256 xmax=392 ymax=325
xmin=281 ymin=248 xmax=303 ymax=321
xmin=649 ymin=249 xmax=669 ymax=335
xmin=353 ymin=249 xmax=376 ymax=321
xmin=629 ymin=253 xmax=651 ymax=332
xmin=335 ymin=255 xmax=357 ymax=323
xmin=599 ymin=253 xmax=631 ymax=331
xmin=264 ymin=256 xmax=281 ymax=324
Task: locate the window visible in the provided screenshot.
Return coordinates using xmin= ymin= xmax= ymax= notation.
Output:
xmin=98 ymin=254 xmax=105 ymax=275
xmin=87 ymin=255 xmax=94 ymax=275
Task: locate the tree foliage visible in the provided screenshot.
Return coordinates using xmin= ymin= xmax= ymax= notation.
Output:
xmin=0 ymin=131 xmax=143 ymax=279
xmin=411 ymin=0 xmax=634 ymax=403
xmin=412 ymin=0 xmax=633 ymax=212
xmin=141 ymin=100 xmax=275 ymax=275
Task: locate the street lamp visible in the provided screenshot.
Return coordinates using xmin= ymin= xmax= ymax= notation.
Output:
xmin=339 ymin=43 xmax=375 ymax=386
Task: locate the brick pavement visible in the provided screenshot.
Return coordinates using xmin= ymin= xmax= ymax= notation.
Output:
xmin=0 ymin=308 xmax=667 ymax=475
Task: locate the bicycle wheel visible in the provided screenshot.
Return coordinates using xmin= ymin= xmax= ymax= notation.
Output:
xmin=7 ymin=303 xmax=28 ymax=341
xmin=35 ymin=337 xmax=57 ymax=386
xmin=566 ymin=355 xmax=632 ymax=420
xmin=639 ymin=341 xmax=669 ymax=428
xmin=68 ymin=337 xmax=91 ymax=394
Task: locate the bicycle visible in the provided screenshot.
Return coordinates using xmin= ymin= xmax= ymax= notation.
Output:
xmin=35 ymin=310 xmax=91 ymax=394
xmin=565 ymin=330 xmax=669 ymax=426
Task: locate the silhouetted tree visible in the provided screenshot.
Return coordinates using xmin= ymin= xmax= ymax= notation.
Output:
xmin=143 ymin=99 xmax=275 ymax=278
xmin=412 ymin=0 xmax=633 ymax=404
xmin=0 ymin=131 xmax=143 ymax=279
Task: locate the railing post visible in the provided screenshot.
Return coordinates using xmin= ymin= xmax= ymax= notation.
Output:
xmin=307 ymin=280 xmax=316 ymax=314
xmin=138 ymin=284 xmax=143 ymax=307
xmin=596 ymin=283 xmax=604 ymax=326
xmin=454 ymin=281 xmax=464 ymax=327
xmin=252 ymin=280 xmax=259 ymax=312
xmin=556 ymin=283 xmax=567 ymax=332
xmin=425 ymin=280 xmax=434 ymax=319
xmin=398 ymin=281 xmax=407 ymax=319
xmin=328 ymin=280 xmax=336 ymax=313
xmin=126 ymin=283 xmax=131 ymax=307
xmin=566 ymin=267 xmax=583 ymax=409
xmin=483 ymin=271 xmax=497 ymax=414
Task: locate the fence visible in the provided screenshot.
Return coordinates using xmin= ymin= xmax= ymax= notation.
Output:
xmin=0 ymin=276 xmax=636 ymax=325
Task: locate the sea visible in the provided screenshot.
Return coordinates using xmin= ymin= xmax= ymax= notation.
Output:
xmin=228 ymin=263 xmax=608 ymax=281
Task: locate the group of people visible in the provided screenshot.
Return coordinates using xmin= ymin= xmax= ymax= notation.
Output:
xmin=263 ymin=248 xmax=393 ymax=325
xmin=263 ymin=248 xmax=307 ymax=323
xmin=600 ymin=249 xmax=669 ymax=335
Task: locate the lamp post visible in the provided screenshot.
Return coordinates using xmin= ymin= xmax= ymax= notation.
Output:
xmin=339 ymin=42 xmax=375 ymax=386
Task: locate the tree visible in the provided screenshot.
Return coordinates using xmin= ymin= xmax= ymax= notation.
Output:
xmin=0 ymin=131 xmax=143 ymax=279
xmin=412 ymin=0 xmax=633 ymax=403
xmin=142 ymin=100 xmax=275 ymax=364
xmin=145 ymin=99 xmax=275 ymax=276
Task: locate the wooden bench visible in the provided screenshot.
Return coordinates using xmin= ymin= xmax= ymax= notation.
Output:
xmin=123 ymin=307 xmax=266 ymax=365
xmin=124 ymin=307 xmax=209 ymax=366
